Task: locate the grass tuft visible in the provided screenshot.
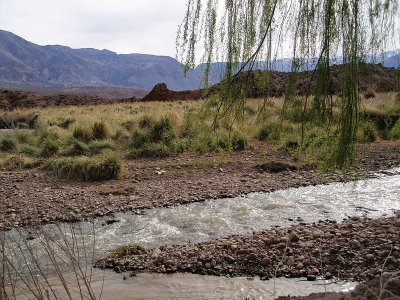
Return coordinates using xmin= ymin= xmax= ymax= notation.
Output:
xmin=44 ymin=151 xmax=123 ymax=181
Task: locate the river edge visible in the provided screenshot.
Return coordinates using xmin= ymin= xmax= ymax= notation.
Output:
xmin=95 ymin=213 xmax=400 ymax=299
xmin=1 ymin=141 xmax=399 ymax=229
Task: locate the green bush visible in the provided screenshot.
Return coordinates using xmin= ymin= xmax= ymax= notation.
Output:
xmin=58 ymin=117 xmax=75 ymax=129
xmin=92 ymin=121 xmax=110 ymax=140
xmin=129 ymin=143 xmax=171 ymax=158
xmin=129 ymin=129 xmax=149 ymax=148
xmin=390 ymin=119 xmax=400 ymax=139
xmin=138 ymin=115 xmax=154 ymax=129
xmin=26 ymin=113 xmax=40 ymax=129
xmin=364 ymin=90 xmax=376 ymax=99
xmin=15 ymin=131 xmax=35 ymax=145
xmin=72 ymin=126 xmax=92 ymax=142
xmin=0 ymin=154 xmax=39 ymax=171
xmin=357 ymin=121 xmax=378 ymax=142
xmin=20 ymin=144 xmax=40 ymax=156
xmin=149 ymin=116 xmax=175 ymax=144
xmin=171 ymin=138 xmax=190 ymax=154
xmin=257 ymin=123 xmax=281 ymax=141
xmin=62 ymin=138 xmax=89 ymax=156
xmin=40 ymin=138 xmax=59 ymax=157
xmin=44 ymin=151 xmax=123 ymax=181
xmin=231 ymin=132 xmax=248 ymax=150
xmin=89 ymin=139 xmax=116 ymax=155
xmin=0 ymin=137 xmax=17 ymax=152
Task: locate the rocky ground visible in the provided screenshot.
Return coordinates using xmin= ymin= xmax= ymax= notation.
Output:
xmin=96 ymin=214 xmax=400 ymax=282
xmin=96 ymin=214 xmax=400 ymax=299
xmin=0 ymin=142 xmax=399 ymax=230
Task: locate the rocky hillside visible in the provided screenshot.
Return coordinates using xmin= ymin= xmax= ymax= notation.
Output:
xmin=0 ymin=30 xmax=202 ymax=92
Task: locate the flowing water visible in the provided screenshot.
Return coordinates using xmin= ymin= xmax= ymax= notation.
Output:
xmin=3 ymin=168 xmax=400 ymax=299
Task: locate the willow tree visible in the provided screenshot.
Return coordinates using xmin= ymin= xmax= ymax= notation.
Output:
xmin=177 ymin=0 xmax=399 ymax=169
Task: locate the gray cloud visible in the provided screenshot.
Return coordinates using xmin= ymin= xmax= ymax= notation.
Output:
xmin=0 ymin=0 xmax=188 ymax=56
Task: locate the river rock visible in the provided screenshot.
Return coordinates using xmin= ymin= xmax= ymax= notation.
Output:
xmin=289 ymin=232 xmax=300 ymax=242
xmin=152 ymin=248 xmax=162 ymax=258
xmin=312 ymin=230 xmax=323 ymax=238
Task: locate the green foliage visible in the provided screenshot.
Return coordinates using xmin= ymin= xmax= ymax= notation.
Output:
xmin=138 ymin=115 xmax=154 ymax=129
xmin=40 ymin=138 xmax=59 ymax=157
xmin=231 ymin=132 xmax=248 ymax=150
xmin=0 ymin=154 xmax=39 ymax=171
xmin=89 ymin=139 xmax=116 ymax=155
xmin=390 ymin=119 xmax=400 ymax=139
xmin=62 ymin=138 xmax=89 ymax=156
xmin=20 ymin=144 xmax=40 ymax=156
xmin=364 ymin=90 xmax=376 ymax=99
xmin=58 ymin=117 xmax=75 ymax=129
xmin=257 ymin=122 xmax=281 ymax=142
xmin=178 ymin=0 xmax=398 ymax=169
xmin=129 ymin=129 xmax=149 ymax=149
xmin=149 ymin=116 xmax=175 ymax=145
xmin=129 ymin=143 xmax=171 ymax=158
xmin=92 ymin=121 xmax=110 ymax=140
xmin=72 ymin=126 xmax=92 ymax=142
xmin=44 ymin=151 xmax=123 ymax=181
xmin=0 ymin=137 xmax=17 ymax=152
xmin=357 ymin=121 xmax=378 ymax=143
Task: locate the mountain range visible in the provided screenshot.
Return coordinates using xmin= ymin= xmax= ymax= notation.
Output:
xmin=0 ymin=29 xmax=399 ymax=98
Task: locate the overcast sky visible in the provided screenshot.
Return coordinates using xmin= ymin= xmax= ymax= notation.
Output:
xmin=0 ymin=0 xmax=189 ymax=57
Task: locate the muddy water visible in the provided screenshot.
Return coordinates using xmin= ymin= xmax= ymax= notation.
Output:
xmin=13 ymin=270 xmax=357 ymax=300
xmin=4 ymin=168 xmax=400 ymax=299
xmin=92 ymin=168 xmax=400 ymax=252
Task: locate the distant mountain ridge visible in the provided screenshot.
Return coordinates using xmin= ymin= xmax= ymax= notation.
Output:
xmin=0 ymin=30 xmax=399 ymax=96
xmin=0 ymin=30 xmax=203 ymax=93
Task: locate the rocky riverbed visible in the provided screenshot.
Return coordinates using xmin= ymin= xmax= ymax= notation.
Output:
xmin=96 ymin=213 xmax=400 ymax=283
xmin=1 ymin=142 xmax=399 ymax=229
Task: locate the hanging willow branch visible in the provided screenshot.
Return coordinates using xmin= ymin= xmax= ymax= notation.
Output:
xmin=177 ymin=0 xmax=399 ymax=169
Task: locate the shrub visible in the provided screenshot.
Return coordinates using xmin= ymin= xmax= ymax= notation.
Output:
xmin=40 ymin=138 xmax=59 ymax=157
xmin=171 ymin=138 xmax=190 ymax=154
xmin=390 ymin=119 xmax=400 ymax=139
xmin=26 ymin=113 xmax=40 ymax=129
xmin=231 ymin=132 xmax=248 ymax=150
xmin=138 ymin=115 xmax=154 ymax=129
xmin=92 ymin=121 xmax=110 ymax=140
xmin=129 ymin=129 xmax=149 ymax=148
xmin=357 ymin=121 xmax=378 ymax=142
xmin=257 ymin=123 xmax=281 ymax=141
xmin=72 ymin=126 xmax=92 ymax=142
xmin=364 ymin=90 xmax=376 ymax=99
xmin=129 ymin=143 xmax=171 ymax=158
xmin=15 ymin=131 xmax=35 ymax=145
xmin=20 ymin=144 xmax=40 ymax=156
xmin=62 ymin=138 xmax=89 ymax=156
xmin=89 ymin=139 xmax=116 ymax=155
xmin=121 ymin=119 xmax=135 ymax=131
xmin=0 ymin=137 xmax=17 ymax=152
xmin=58 ymin=117 xmax=75 ymax=129
xmin=0 ymin=154 xmax=39 ymax=171
xmin=44 ymin=151 xmax=123 ymax=181
xmin=149 ymin=116 xmax=175 ymax=144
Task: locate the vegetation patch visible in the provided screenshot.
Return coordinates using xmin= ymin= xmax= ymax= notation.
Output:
xmin=44 ymin=151 xmax=123 ymax=181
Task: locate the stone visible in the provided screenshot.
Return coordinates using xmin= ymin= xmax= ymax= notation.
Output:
xmin=289 ymin=232 xmax=300 ymax=242
xmin=366 ymin=254 xmax=375 ymax=263
xmin=152 ymin=248 xmax=162 ymax=258
xmin=312 ymin=230 xmax=323 ymax=238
